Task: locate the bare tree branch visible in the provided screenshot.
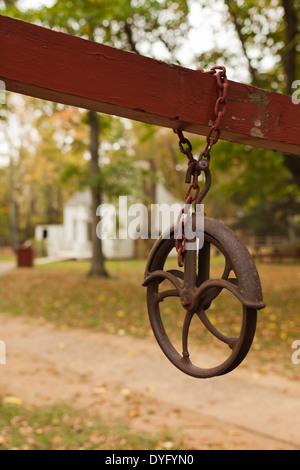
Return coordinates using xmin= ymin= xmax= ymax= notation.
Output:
xmin=124 ymin=22 xmax=140 ymax=55
xmin=224 ymin=0 xmax=261 ymax=88
xmin=282 ymin=0 xmax=298 ymax=91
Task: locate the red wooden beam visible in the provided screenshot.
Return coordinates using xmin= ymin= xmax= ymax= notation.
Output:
xmin=1 ymin=15 xmax=300 ymax=155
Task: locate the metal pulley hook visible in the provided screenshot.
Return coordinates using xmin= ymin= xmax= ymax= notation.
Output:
xmin=195 ymin=169 xmax=211 ymax=206
xmin=184 ymin=159 xmax=212 ymax=207
xmin=143 ymin=66 xmax=265 ymax=379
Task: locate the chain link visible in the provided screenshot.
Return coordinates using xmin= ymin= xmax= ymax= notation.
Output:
xmin=174 ymin=66 xmax=228 ymax=267
xmin=201 ymin=66 xmax=228 ymax=157
xmin=175 ymin=129 xmax=194 ymax=163
xmin=175 ymin=178 xmax=200 ymax=267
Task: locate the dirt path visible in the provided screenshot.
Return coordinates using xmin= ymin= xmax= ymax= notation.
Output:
xmin=0 ymin=262 xmax=15 ymax=276
xmin=0 ymin=313 xmax=299 ymax=450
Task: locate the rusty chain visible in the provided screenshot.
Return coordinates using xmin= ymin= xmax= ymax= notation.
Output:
xmin=174 ymin=66 xmax=228 ymax=267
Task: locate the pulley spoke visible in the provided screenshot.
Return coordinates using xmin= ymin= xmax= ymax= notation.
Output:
xmin=166 ymin=269 xmax=184 ymax=279
xmin=156 ymin=270 xmax=183 ymax=302
xmin=197 ymin=308 xmax=237 ymax=349
xmin=182 ymin=310 xmax=194 ymax=359
xmin=194 ymin=278 xmax=245 ymax=308
xmin=194 ymin=278 xmax=237 ymax=312
xmin=142 ymin=269 xmax=182 ymax=295
xmin=157 ymin=289 xmax=180 ymax=302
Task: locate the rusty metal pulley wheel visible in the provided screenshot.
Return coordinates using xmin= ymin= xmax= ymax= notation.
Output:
xmin=143 ymin=215 xmax=265 ymax=379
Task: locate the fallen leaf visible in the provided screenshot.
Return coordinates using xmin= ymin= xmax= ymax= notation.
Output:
xmin=92 ymin=386 xmax=107 ymax=395
xmin=127 ymin=409 xmax=139 ymax=418
xmin=19 ymin=426 xmax=33 ymax=436
xmin=256 ymin=366 xmax=268 ymax=374
xmin=89 ymin=432 xmax=105 ymax=444
xmin=263 ymin=306 xmax=271 ymax=314
xmin=0 ymin=435 xmax=12 ymax=445
xmin=252 ymin=373 xmax=261 ymax=381
xmin=160 ymin=441 xmax=174 ymax=450
xmin=34 ymin=428 xmax=44 ymax=435
xmin=3 ymin=396 xmax=23 ymax=406
xmin=227 ymin=429 xmax=242 ymax=436
xmin=146 ymin=386 xmax=157 ymax=393
xmin=128 ymin=351 xmax=137 ymax=358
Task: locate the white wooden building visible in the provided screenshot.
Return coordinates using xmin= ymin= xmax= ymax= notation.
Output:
xmin=35 ymin=185 xmax=182 ymax=260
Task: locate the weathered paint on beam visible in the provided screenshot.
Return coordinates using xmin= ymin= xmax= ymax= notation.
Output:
xmin=1 ymin=15 xmax=300 ymax=155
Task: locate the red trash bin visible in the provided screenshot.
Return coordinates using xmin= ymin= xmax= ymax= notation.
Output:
xmin=16 ymin=245 xmax=34 ymax=268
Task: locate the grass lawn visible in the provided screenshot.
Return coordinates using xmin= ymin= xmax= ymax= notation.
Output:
xmin=0 ymin=256 xmax=15 ymax=262
xmin=0 ymin=258 xmax=299 ymax=373
xmin=0 ymin=247 xmax=15 ymax=262
xmin=0 ymin=402 xmax=185 ymax=450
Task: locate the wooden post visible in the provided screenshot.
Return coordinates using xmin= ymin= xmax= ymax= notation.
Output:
xmin=0 ymin=14 xmax=300 ymax=155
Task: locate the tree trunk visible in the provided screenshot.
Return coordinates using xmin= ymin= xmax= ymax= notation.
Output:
xmin=282 ymin=0 xmax=298 ymax=92
xmin=282 ymin=0 xmax=299 ymax=186
xmin=135 ymin=158 xmax=157 ymax=259
xmin=87 ymin=110 xmax=108 ymax=278
xmin=9 ymin=156 xmax=19 ymax=250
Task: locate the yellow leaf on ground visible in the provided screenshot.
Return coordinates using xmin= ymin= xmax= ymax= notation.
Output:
xmin=92 ymin=386 xmax=107 ymax=395
xmin=127 ymin=351 xmax=136 ymax=358
xmin=34 ymin=428 xmax=43 ymax=435
xmin=127 ymin=409 xmax=139 ymax=418
xmin=227 ymin=429 xmax=242 ymax=436
xmin=161 ymin=441 xmax=174 ymax=450
xmin=3 ymin=396 xmax=23 ymax=406
xmin=146 ymin=386 xmax=157 ymax=393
